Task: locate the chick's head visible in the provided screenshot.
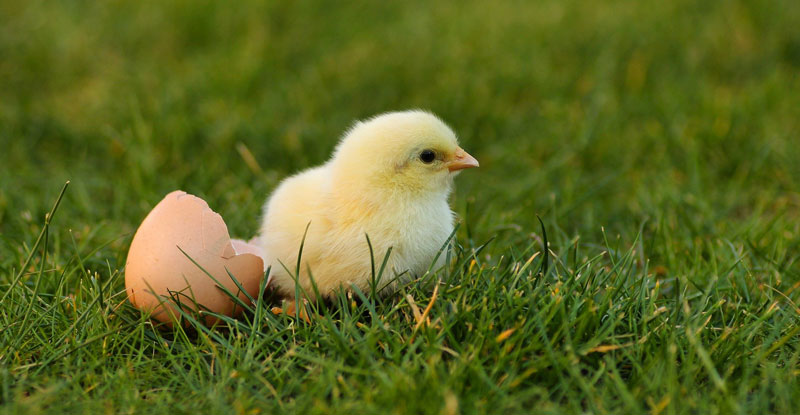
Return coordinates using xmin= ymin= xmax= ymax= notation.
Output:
xmin=330 ymin=110 xmax=479 ymax=199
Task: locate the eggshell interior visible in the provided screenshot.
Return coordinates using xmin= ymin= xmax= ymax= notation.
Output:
xmin=125 ymin=191 xmax=266 ymax=326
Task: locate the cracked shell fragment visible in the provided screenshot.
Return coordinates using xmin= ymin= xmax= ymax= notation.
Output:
xmin=125 ymin=191 xmax=266 ymax=326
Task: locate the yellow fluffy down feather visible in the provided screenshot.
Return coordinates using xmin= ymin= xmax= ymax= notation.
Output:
xmin=259 ymin=110 xmax=478 ymax=300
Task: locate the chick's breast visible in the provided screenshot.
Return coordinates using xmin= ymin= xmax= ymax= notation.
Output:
xmin=371 ymin=196 xmax=454 ymax=287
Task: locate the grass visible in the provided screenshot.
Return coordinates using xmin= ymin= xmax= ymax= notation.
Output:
xmin=1 ymin=0 xmax=800 ymax=413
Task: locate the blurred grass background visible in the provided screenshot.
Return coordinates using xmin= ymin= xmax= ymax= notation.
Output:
xmin=1 ymin=0 xmax=800 ymax=413
xmin=2 ymin=0 xmax=798 ymax=246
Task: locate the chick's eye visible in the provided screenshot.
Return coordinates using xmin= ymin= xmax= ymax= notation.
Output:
xmin=419 ymin=149 xmax=436 ymax=163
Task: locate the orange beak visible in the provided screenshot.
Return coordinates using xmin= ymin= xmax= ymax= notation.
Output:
xmin=447 ymin=147 xmax=480 ymax=172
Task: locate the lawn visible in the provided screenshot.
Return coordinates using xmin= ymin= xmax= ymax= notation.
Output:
xmin=2 ymin=0 xmax=800 ymax=413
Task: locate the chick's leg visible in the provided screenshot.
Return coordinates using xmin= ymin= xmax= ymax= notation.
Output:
xmin=271 ymin=300 xmax=312 ymax=323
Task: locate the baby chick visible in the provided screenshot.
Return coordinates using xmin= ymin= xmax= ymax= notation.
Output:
xmin=259 ymin=110 xmax=478 ymax=300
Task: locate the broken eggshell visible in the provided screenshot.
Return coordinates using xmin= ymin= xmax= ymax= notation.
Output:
xmin=125 ymin=191 xmax=267 ymax=326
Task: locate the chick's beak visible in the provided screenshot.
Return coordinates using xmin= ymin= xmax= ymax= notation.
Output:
xmin=448 ymin=147 xmax=480 ymax=172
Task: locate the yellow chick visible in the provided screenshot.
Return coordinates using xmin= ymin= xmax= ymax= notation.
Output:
xmin=259 ymin=110 xmax=478 ymax=300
